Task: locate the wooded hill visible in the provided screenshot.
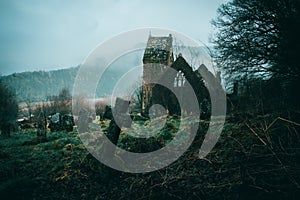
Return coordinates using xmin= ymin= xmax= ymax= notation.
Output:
xmin=1 ymin=50 xmax=143 ymax=103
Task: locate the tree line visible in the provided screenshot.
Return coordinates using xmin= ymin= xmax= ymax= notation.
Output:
xmin=212 ymin=0 xmax=300 ymax=112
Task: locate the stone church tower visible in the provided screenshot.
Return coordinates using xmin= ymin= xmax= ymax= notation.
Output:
xmin=142 ymin=33 xmax=174 ymax=113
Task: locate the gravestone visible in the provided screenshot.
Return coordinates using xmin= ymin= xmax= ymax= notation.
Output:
xmin=106 ymin=98 xmax=132 ymax=145
xmin=37 ymin=112 xmax=46 ymax=138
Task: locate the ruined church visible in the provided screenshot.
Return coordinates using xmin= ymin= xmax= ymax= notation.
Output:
xmin=141 ymin=34 xmax=209 ymax=116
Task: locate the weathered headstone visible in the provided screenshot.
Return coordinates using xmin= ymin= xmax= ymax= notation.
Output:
xmin=78 ymin=109 xmax=90 ymax=133
xmin=62 ymin=114 xmax=75 ymax=132
xmin=37 ymin=112 xmax=46 ymax=138
xmin=103 ymin=105 xmax=113 ymax=120
xmin=48 ymin=112 xmax=61 ymax=132
xmin=106 ymin=98 xmax=132 ymax=145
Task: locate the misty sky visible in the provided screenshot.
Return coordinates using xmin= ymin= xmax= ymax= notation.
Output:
xmin=0 ymin=0 xmax=227 ymax=75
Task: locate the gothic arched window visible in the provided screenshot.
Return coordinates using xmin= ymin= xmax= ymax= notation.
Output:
xmin=174 ymin=70 xmax=185 ymax=87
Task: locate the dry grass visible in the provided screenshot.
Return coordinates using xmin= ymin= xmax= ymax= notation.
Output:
xmin=0 ymin=112 xmax=299 ymax=199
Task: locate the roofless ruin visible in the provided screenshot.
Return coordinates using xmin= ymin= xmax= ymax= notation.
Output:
xmin=141 ymin=33 xmax=210 ymax=116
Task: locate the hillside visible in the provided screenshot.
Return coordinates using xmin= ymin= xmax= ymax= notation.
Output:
xmin=2 ymin=67 xmax=78 ymax=102
xmin=1 ymin=50 xmax=143 ymax=103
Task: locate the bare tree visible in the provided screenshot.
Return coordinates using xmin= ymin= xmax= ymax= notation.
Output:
xmin=212 ymin=0 xmax=300 ymax=109
xmin=130 ymin=85 xmax=143 ymax=114
xmin=48 ymin=87 xmax=72 ymax=115
xmin=125 ymin=80 xmax=143 ymax=114
xmin=25 ymin=98 xmax=33 ymax=122
xmin=173 ymin=37 xmax=213 ymax=71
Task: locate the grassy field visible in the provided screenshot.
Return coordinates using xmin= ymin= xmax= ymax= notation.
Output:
xmin=0 ymin=114 xmax=299 ymax=200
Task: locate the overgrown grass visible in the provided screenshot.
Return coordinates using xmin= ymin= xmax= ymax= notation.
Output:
xmin=0 ymin=113 xmax=299 ymax=199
